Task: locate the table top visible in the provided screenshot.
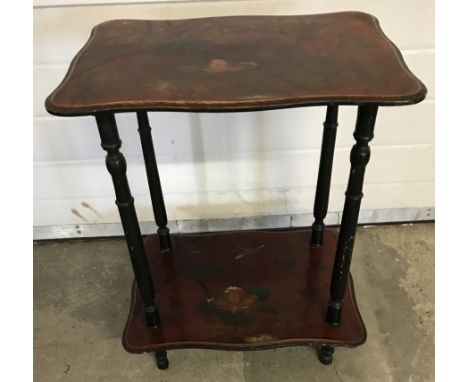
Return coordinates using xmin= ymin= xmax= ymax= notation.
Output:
xmin=45 ymin=12 xmax=426 ymax=116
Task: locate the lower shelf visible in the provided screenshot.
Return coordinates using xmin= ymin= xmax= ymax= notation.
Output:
xmin=122 ymin=229 xmax=366 ymax=352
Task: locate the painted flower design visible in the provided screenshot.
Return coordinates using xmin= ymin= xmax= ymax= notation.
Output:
xmin=214 ymin=286 xmax=257 ymax=313
xmin=205 ymin=59 xmax=258 ymax=73
xmin=200 ymin=285 xmax=277 ymax=326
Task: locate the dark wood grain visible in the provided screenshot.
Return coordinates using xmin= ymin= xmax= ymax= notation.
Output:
xmin=122 ymin=229 xmax=366 ymax=352
xmin=46 ymin=13 xmax=426 ymax=116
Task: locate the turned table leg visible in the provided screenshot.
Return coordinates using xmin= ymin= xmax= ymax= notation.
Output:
xmin=137 ymin=111 xmax=171 ymax=252
xmin=155 ymin=349 xmax=169 ymax=370
xmin=326 ymin=105 xmax=378 ymax=325
xmin=96 ymin=112 xmax=160 ymax=329
xmin=311 ymin=105 xmax=339 ymax=246
xmin=318 ymin=345 xmax=335 ymax=365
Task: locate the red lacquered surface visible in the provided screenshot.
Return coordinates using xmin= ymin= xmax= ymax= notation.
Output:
xmin=122 ymin=229 xmax=366 ymax=352
xmin=46 ymin=13 xmax=426 ymax=116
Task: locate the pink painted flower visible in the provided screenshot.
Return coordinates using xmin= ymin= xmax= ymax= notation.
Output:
xmin=214 ymin=286 xmax=257 ymax=313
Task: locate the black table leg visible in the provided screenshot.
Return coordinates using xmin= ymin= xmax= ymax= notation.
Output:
xmin=311 ymin=105 xmax=338 ymax=247
xmin=326 ymin=105 xmax=378 ymax=325
xmin=137 ymin=111 xmax=172 ymax=253
xmin=155 ymin=349 xmax=169 ymax=370
xmin=96 ymin=112 xmax=160 ymax=329
xmin=318 ymin=345 xmax=335 ymax=365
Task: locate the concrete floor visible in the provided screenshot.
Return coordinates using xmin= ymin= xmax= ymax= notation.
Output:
xmin=34 ymin=223 xmax=434 ymax=382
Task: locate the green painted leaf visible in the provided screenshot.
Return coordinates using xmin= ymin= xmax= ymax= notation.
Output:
xmin=218 ymin=310 xmax=254 ymax=326
xmin=199 ymin=300 xmax=217 ymax=314
xmin=199 ymin=300 xmax=254 ymax=326
xmin=285 ymin=257 xmax=298 ymax=269
xmin=247 ymin=286 xmax=271 ymax=301
xmin=259 ymin=304 xmax=279 ymax=314
xmin=184 ymin=259 xmax=228 ymax=280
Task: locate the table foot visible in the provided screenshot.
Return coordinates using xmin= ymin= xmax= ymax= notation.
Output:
xmin=155 ymin=350 xmax=169 ymax=370
xmin=318 ymin=345 xmax=334 ymax=365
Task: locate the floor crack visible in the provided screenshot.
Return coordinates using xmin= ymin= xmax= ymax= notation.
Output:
xmin=333 ymin=364 xmax=345 ymax=382
xmin=64 ymin=363 xmax=71 ymax=375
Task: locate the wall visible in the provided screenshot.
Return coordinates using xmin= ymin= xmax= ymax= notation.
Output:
xmin=33 ymin=0 xmax=434 ymax=236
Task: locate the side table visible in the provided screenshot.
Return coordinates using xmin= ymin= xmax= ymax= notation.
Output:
xmin=45 ymin=13 xmax=426 ymax=369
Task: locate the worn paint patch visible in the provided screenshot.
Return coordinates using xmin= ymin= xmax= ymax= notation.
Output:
xmin=180 ymin=59 xmax=258 ymax=74
xmin=244 ymin=334 xmax=278 ymax=344
xmin=234 ymin=244 xmax=265 ymax=260
xmin=235 ymin=94 xmax=279 ymax=100
xmin=205 ymin=58 xmax=257 ymax=73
